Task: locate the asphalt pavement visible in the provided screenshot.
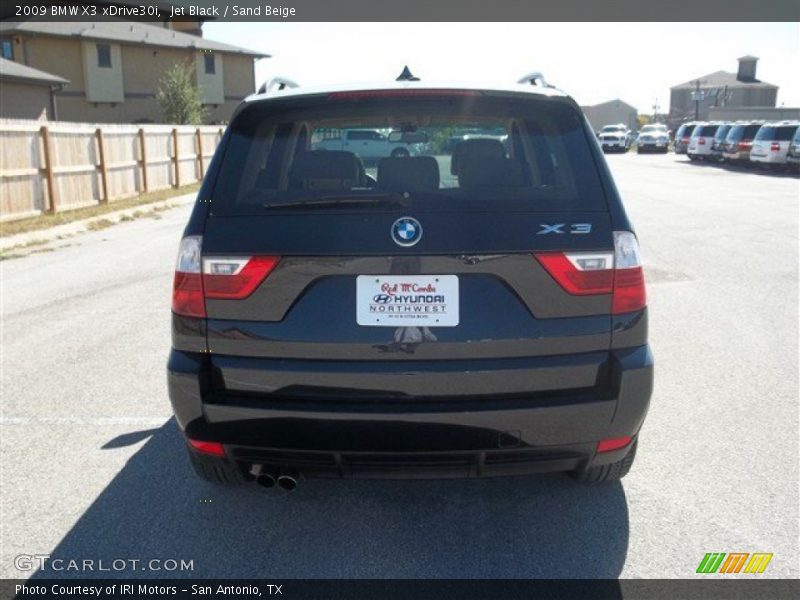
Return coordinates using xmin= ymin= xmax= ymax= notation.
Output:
xmin=1 ymin=153 xmax=797 ymax=579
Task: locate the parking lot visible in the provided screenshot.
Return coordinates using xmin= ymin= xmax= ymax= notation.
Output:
xmin=1 ymin=152 xmax=797 ymax=579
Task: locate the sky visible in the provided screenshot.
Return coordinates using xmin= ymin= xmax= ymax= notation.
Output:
xmin=204 ymin=22 xmax=800 ymax=113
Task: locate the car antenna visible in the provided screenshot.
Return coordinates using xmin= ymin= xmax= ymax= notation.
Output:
xmin=396 ymin=66 xmax=420 ymax=82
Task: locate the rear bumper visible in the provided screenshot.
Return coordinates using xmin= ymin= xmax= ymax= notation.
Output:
xmin=750 ymin=153 xmax=787 ymax=164
xmin=168 ymin=345 xmax=653 ymax=478
xmin=637 ymin=143 xmax=668 ymax=152
xmin=723 ymin=150 xmax=749 ymax=161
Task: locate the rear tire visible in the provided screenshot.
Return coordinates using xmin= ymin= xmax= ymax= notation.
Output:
xmin=572 ymin=440 xmax=637 ymax=483
xmin=188 ymin=449 xmax=249 ymax=485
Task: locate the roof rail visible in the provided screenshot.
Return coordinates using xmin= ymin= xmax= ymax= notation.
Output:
xmin=517 ymin=71 xmax=551 ymax=88
xmin=257 ymin=77 xmax=300 ymax=95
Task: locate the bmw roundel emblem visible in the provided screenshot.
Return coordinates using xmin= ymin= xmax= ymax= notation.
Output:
xmin=391 ymin=217 xmax=422 ymax=247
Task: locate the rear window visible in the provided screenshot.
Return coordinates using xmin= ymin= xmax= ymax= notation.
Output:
xmin=727 ymin=124 xmax=762 ymax=141
xmin=693 ymin=125 xmax=719 ymax=137
xmin=754 ymin=125 xmax=798 ymax=141
xmin=210 ymin=93 xmax=607 ymax=214
xmin=677 ymin=124 xmax=696 ymax=138
xmin=714 ymin=125 xmax=731 ymax=141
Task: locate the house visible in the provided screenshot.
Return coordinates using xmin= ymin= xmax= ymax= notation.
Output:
xmin=0 ymin=57 xmax=69 ymax=120
xmin=581 ymin=99 xmax=638 ymax=132
xmin=668 ymin=56 xmax=778 ymax=128
xmin=0 ymin=20 xmax=269 ymax=123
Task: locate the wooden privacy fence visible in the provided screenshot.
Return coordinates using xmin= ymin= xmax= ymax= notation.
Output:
xmin=0 ymin=119 xmax=225 ymax=222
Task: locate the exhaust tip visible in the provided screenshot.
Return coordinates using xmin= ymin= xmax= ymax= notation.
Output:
xmin=277 ymin=470 xmax=299 ymax=492
xmin=256 ymin=474 xmax=277 ymax=488
xmin=277 ymin=476 xmax=298 ymax=492
xmin=251 ymin=465 xmax=278 ymax=489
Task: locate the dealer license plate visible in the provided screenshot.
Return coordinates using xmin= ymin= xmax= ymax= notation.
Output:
xmin=356 ymin=275 xmax=459 ymax=327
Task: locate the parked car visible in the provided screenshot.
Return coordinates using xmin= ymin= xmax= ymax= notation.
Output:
xmin=316 ymin=128 xmax=423 ymax=161
xmin=709 ymin=123 xmax=733 ymax=161
xmin=636 ymin=124 xmax=669 ymax=154
xmin=750 ymin=121 xmax=800 ymax=168
xmin=169 ymin=74 xmax=652 ymax=489
xmin=674 ymin=122 xmax=698 ymax=154
xmin=786 ymin=126 xmax=800 ymax=170
xmin=722 ymin=122 xmax=763 ymax=163
xmin=445 ymin=127 xmax=508 ymax=151
xmin=596 ymin=124 xmax=631 ymax=153
xmin=687 ymin=122 xmax=722 ymax=160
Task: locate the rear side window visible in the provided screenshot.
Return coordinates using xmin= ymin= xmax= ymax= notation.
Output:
xmin=347 ymin=130 xmax=385 ymax=141
xmin=211 ymin=93 xmax=608 ymax=214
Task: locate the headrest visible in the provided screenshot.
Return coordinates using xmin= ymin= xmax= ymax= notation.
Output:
xmin=377 ymin=156 xmax=440 ymax=192
xmin=451 ymin=138 xmax=506 ymax=175
xmin=458 ymin=157 xmax=528 ymax=189
xmin=289 ymin=151 xmax=361 ymax=190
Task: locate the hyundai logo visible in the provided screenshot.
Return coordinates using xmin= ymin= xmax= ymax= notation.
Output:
xmin=391 ymin=217 xmax=422 ymax=247
xmin=372 ymin=294 xmax=392 ymax=304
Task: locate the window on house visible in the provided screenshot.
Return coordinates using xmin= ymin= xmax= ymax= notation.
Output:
xmin=204 ymin=53 xmax=215 ymax=74
xmin=96 ymin=43 xmax=112 ymax=68
xmin=1 ymin=38 xmax=13 ymax=60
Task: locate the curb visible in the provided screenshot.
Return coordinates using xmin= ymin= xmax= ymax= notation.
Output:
xmin=0 ymin=193 xmax=196 ymax=252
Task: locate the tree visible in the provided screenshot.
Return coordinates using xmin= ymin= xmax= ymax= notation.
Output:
xmin=637 ymin=114 xmax=652 ymax=130
xmin=156 ymin=62 xmax=206 ymax=125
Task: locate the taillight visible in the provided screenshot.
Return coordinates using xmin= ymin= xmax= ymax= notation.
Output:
xmin=172 ymin=236 xmax=205 ymax=318
xmin=698 ymin=137 xmax=706 ymax=145
xmin=534 ymin=252 xmax=613 ymax=295
xmin=534 ymin=231 xmax=646 ymax=315
xmin=597 ymin=436 xmax=632 ymax=453
xmin=187 ymin=438 xmax=226 ymax=457
xmin=172 ymin=236 xmax=281 ymax=317
xmin=770 ymin=142 xmax=780 ymax=152
xmin=738 ymin=141 xmax=751 ymax=150
xmin=682 ymin=137 xmax=689 ymax=143
xmin=202 ymin=256 xmax=280 ymax=299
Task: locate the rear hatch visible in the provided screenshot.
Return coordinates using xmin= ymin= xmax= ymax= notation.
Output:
xmin=195 ymin=91 xmax=641 ymax=400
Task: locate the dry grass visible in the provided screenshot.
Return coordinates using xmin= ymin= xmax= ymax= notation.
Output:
xmin=86 ymin=218 xmax=114 ymax=231
xmin=0 ymin=183 xmax=200 ymax=238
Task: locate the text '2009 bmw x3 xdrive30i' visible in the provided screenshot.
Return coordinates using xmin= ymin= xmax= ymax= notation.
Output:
xmin=168 ymin=70 xmax=654 ymax=491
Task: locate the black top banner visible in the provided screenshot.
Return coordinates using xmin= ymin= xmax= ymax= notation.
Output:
xmin=2 ymin=0 xmax=799 ymax=22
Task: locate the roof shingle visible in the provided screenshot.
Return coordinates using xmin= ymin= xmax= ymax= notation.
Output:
xmin=0 ymin=57 xmax=70 ymax=85
xmin=0 ymin=20 xmax=269 ymax=58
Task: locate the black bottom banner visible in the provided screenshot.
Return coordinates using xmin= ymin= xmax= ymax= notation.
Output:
xmin=2 ymin=579 xmax=799 ymax=600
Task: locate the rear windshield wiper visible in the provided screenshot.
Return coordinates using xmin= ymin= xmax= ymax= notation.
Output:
xmin=263 ymin=192 xmax=410 ymax=210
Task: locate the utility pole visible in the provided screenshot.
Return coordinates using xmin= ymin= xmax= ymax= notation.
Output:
xmin=652 ymin=98 xmax=660 ymax=122
xmin=691 ymin=80 xmax=706 ymax=121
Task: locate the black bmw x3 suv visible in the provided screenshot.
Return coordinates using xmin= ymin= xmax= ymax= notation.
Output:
xmin=168 ymin=76 xmax=653 ymax=490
